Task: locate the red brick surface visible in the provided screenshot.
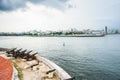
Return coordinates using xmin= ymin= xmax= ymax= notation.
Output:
xmin=0 ymin=56 xmax=13 ymax=80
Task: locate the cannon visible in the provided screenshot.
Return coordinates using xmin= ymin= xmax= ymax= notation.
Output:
xmin=23 ymin=50 xmax=33 ymax=59
xmin=65 ymin=77 xmax=75 ymax=80
xmin=21 ymin=49 xmax=27 ymax=54
xmin=12 ymin=48 xmax=22 ymax=58
xmin=31 ymin=52 xmax=38 ymax=57
xmin=15 ymin=48 xmax=22 ymax=53
xmin=46 ymin=69 xmax=56 ymax=74
xmin=6 ymin=48 xmax=17 ymax=54
xmin=18 ymin=49 xmax=27 ymax=58
xmin=26 ymin=50 xmax=33 ymax=54
xmin=26 ymin=52 xmax=38 ymax=61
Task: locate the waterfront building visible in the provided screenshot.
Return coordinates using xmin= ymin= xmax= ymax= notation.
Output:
xmin=105 ymin=26 xmax=108 ymax=34
xmin=117 ymin=30 xmax=120 ymax=34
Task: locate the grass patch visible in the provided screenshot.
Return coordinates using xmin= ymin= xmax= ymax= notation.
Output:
xmin=10 ymin=60 xmax=23 ymax=80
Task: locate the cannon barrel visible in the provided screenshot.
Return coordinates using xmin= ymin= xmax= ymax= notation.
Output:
xmin=21 ymin=49 xmax=27 ymax=53
xmin=46 ymin=69 xmax=56 ymax=74
xmin=16 ymin=48 xmax=22 ymax=52
xmin=65 ymin=77 xmax=75 ymax=80
xmin=23 ymin=50 xmax=32 ymax=59
xmin=6 ymin=48 xmax=17 ymax=53
xmin=13 ymin=48 xmax=22 ymax=58
xmin=26 ymin=52 xmax=38 ymax=60
xmin=26 ymin=50 xmax=32 ymax=54
xmin=18 ymin=49 xmax=27 ymax=57
xmin=15 ymin=48 xmax=22 ymax=53
xmin=10 ymin=48 xmax=17 ymax=52
xmin=31 ymin=52 xmax=38 ymax=57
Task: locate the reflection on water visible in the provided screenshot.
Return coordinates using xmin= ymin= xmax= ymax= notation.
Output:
xmin=0 ymin=35 xmax=120 ymax=80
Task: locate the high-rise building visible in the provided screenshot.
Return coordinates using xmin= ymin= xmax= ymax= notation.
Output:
xmin=105 ymin=26 xmax=107 ymax=34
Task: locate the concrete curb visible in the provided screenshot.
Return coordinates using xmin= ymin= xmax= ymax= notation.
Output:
xmin=36 ymin=55 xmax=71 ymax=80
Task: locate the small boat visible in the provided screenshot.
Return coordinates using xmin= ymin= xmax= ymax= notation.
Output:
xmin=0 ymin=48 xmax=75 ymax=80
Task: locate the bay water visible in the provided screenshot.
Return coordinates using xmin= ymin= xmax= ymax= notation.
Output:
xmin=0 ymin=35 xmax=120 ymax=80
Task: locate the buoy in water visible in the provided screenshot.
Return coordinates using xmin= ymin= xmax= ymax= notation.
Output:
xmin=63 ymin=42 xmax=65 ymax=46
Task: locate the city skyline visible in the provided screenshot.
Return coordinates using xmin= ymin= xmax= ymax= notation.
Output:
xmin=0 ymin=0 xmax=120 ymax=32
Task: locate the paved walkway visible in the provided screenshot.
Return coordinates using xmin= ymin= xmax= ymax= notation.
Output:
xmin=0 ymin=56 xmax=13 ymax=80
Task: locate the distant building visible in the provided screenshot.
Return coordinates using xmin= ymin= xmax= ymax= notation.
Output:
xmin=105 ymin=26 xmax=107 ymax=34
xmin=107 ymin=29 xmax=117 ymax=34
xmin=92 ymin=30 xmax=104 ymax=34
xmin=117 ymin=30 xmax=120 ymax=34
xmin=83 ymin=29 xmax=92 ymax=34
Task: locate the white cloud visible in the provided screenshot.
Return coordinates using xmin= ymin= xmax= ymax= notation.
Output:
xmin=0 ymin=0 xmax=120 ymax=32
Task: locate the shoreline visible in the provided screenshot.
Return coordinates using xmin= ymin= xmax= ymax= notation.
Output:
xmin=0 ymin=34 xmax=105 ymax=37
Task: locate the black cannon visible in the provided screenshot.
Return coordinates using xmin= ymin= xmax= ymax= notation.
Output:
xmin=26 ymin=52 xmax=38 ymax=61
xmin=26 ymin=50 xmax=33 ymax=54
xmin=23 ymin=50 xmax=33 ymax=59
xmin=21 ymin=49 xmax=27 ymax=54
xmin=15 ymin=48 xmax=22 ymax=53
xmin=65 ymin=77 xmax=75 ymax=80
xmin=18 ymin=49 xmax=27 ymax=58
xmin=6 ymin=48 xmax=17 ymax=54
xmin=30 ymin=52 xmax=38 ymax=57
xmin=46 ymin=69 xmax=56 ymax=74
xmin=6 ymin=48 xmax=38 ymax=61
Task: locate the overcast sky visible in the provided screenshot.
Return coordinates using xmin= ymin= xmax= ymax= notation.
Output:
xmin=0 ymin=0 xmax=120 ymax=32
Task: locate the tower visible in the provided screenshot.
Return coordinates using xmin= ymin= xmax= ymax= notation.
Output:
xmin=105 ymin=26 xmax=107 ymax=34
